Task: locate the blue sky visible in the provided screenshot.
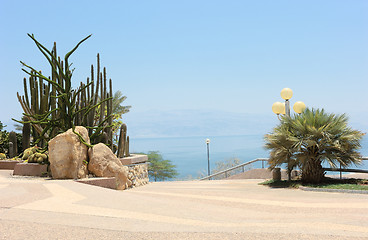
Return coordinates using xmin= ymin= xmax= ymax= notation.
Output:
xmin=0 ymin=0 xmax=367 ymax=137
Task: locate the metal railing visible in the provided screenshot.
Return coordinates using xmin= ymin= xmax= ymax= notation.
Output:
xmin=323 ymin=157 xmax=368 ymax=179
xmin=200 ymin=157 xmax=368 ymax=181
xmin=200 ymin=158 xmax=269 ymax=180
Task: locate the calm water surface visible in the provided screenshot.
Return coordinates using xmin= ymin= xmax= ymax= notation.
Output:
xmin=130 ymin=135 xmax=368 ymax=179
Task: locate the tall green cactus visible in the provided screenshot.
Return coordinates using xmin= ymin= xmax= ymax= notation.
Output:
xmin=14 ymin=34 xmax=114 ymax=149
xmin=125 ymin=136 xmax=130 ymax=157
xmin=117 ymin=123 xmax=130 ymax=158
xmin=8 ymin=131 xmax=17 ymax=158
xmin=22 ymin=116 xmax=31 ymax=150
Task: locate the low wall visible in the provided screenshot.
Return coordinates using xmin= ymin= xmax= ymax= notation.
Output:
xmin=126 ymin=162 xmax=149 ymax=187
xmin=122 ymin=154 xmax=149 ymax=188
xmin=120 ymin=154 xmax=148 ymax=165
xmin=0 ymin=160 xmax=23 ymax=170
xmin=13 ymin=163 xmax=48 ymax=177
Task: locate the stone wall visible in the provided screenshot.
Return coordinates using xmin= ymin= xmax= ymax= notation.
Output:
xmin=126 ymin=162 xmax=149 ymax=188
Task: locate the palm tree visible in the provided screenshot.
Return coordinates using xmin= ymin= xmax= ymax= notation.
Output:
xmin=112 ymin=90 xmax=131 ymax=117
xmin=94 ymin=90 xmax=131 ymax=140
xmin=265 ymin=108 xmax=364 ymax=184
xmin=265 ymin=124 xmax=298 ymax=181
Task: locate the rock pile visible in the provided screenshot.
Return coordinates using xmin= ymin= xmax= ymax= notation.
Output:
xmin=48 ymin=126 xmax=148 ymax=190
xmin=88 ymin=143 xmax=131 ymax=190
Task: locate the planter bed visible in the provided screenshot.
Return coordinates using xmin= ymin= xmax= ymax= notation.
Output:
xmin=0 ymin=160 xmax=23 ymax=170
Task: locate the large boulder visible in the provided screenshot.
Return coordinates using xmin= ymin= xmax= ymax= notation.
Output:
xmin=48 ymin=126 xmax=89 ymax=179
xmin=88 ymin=143 xmax=131 ymax=190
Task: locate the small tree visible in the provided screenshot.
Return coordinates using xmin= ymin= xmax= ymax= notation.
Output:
xmin=265 ymin=108 xmax=364 ymax=184
xmin=0 ymin=121 xmax=7 ymax=154
xmin=0 ymin=121 xmax=22 ymax=156
xmin=146 ymin=151 xmax=178 ymax=181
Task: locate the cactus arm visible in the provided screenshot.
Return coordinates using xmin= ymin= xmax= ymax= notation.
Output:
xmin=87 ymin=77 xmax=90 ymax=104
xmin=99 ymin=72 xmax=104 ymax=126
xmin=23 ymin=78 xmax=30 ymax=107
xmin=71 ymin=125 xmax=93 ymax=148
xmin=64 ymin=34 xmax=92 ymax=63
xmin=26 ymin=34 xmax=65 ymax=80
xmin=34 ymin=77 xmax=39 ymax=116
xmin=89 ymin=114 xmax=114 ymax=140
xmin=70 ymin=80 xmax=93 ymax=105
xmin=20 ymin=62 xmax=63 ymax=92
xmin=78 ymin=96 xmax=112 ymax=118
xmin=39 ymin=78 xmax=44 ymax=113
xmin=15 ymin=93 xmax=47 ymax=137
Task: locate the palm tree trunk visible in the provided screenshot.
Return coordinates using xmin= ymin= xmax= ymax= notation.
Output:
xmin=287 ymin=155 xmax=292 ymax=181
xmin=287 ymin=167 xmax=292 ymax=181
xmin=302 ymin=157 xmax=324 ymax=184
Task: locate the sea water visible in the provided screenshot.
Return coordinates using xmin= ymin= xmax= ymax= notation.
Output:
xmin=130 ymin=135 xmax=368 ymax=179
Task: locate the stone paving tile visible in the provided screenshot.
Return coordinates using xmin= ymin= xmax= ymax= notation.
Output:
xmin=1 ymin=170 xmax=368 ymax=239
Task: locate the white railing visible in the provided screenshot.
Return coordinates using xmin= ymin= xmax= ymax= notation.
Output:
xmin=200 ymin=157 xmax=368 ymax=181
xmin=200 ymin=158 xmax=268 ymax=180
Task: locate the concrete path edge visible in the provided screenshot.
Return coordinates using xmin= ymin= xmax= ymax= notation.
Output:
xmin=299 ymin=185 xmax=368 ymax=194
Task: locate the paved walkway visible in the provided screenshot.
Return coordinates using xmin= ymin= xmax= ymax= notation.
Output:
xmin=1 ymin=170 xmax=368 ymax=240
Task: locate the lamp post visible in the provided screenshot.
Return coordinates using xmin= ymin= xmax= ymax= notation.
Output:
xmin=271 ymin=88 xmax=306 ymax=181
xmin=272 ymin=88 xmax=306 ymax=118
xmin=206 ymin=138 xmax=210 ymax=176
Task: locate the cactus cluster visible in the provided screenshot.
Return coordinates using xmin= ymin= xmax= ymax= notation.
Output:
xmin=14 ymin=34 xmax=114 ymax=149
xmin=22 ymin=146 xmax=48 ymax=164
xmin=14 ymin=34 xmax=131 ymax=160
xmin=76 ymin=53 xmax=114 ymax=147
xmin=0 ymin=153 xmax=6 ymax=160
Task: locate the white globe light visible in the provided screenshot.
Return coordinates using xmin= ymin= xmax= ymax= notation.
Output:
xmin=280 ymin=88 xmax=293 ymax=100
xmin=293 ymin=101 xmax=306 ymax=113
xmin=206 ymin=138 xmax=210 ymax=144
xmin=272 ymin=102 xmax=285 ymax=115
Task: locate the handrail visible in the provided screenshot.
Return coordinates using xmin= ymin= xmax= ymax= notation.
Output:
xmin=323 ymin=168 xmax=368 ymax=173
xmin=326 ymin=157 xmax=368 ymax=179
xmin=200 ymin=158 xmax=269 ymax=180
xmin=200 ymin=156 xmax=368 ymax=181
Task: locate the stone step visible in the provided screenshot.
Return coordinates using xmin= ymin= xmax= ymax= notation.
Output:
xmin=76 ymin=177 xmax=117 ymax=190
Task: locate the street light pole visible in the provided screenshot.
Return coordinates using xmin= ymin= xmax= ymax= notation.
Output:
xmin=272 ymin=88 xmax=306 ymax=181
xmin=285 ymin=100 xmax=290 ymax=117
xmin=280 ymin=88 xmax=293 ymax=117
xmin=206 ymin=138 xmax=210 ymax=176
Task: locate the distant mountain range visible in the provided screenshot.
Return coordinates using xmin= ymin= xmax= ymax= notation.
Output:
xmin=124 ymin=109 xmax=279 ymax=138
xmin=3 ymin=109 xmax=367 ymax=139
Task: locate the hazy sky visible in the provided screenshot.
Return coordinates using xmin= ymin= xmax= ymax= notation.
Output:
xmin=1 ymin=0 xmax=367 ymax=137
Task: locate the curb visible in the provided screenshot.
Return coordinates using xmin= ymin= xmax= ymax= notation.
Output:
xmin=76 ymin=177 xmax=117 ymax=190
xmin=299 ymin=186 xmax=368 ymax=194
